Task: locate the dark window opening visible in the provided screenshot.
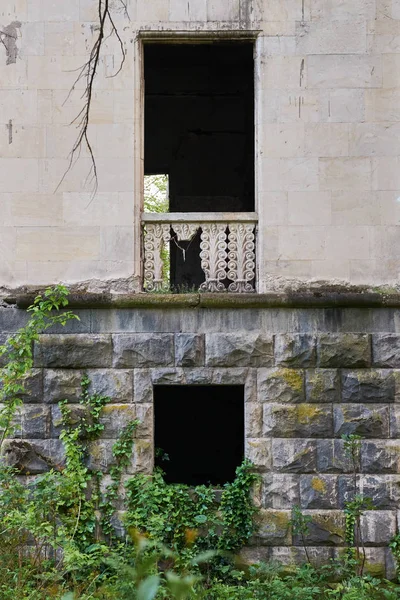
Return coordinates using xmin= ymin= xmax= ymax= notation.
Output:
xmin=154 ymin=385 xmax=244 ymax=486
xmin=144 ymin=42 xmax=255 ymax=214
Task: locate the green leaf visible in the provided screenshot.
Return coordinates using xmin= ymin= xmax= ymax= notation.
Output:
xmin=191 ymin=550 xmax=217 ymax=565
xmin=137 ymin=575 xmax=160 ymax=600
xmin=194 ymin=514 xmax=207 ymax=524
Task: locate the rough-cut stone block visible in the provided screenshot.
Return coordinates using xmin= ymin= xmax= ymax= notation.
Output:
xmin=338 ymin=475 xmax=400 ymax=510
xmin=306 ymin=369 xmax=340 ymax=403
xmin=386 ymin=548 xmax=398 ymax=582
xmin=274 ymin=334 xmax=316 ymax=368
xmin=390 ymin=406 xmax=400 ymax=438
xmin=246 ymin=438 xmax=272 ymax=470
xmin=296 ymin=511 xmax=346 ymax=546
xmin=258 ymin=368 xmax=305 ymax=403
xmin=317 ymin=440 xmax=353 ymax=473
xmin=270 ymin=546 xmax=334 ymax=569
xmin=245 ymin=402 xmax=262 ymax=437
xmin=133 ymin=369 xmax=153 ymax=403
xmin=87 ymin=440 xmax=117 ymax=473
xmin=88 ymin=369 xmax=133 ymax=403
xmin=272 ymin=439 xmax=317 ymax=473
xmin=34 ymin=335 xmax=112 ymax=368
xmin=255 ymin=510 xmax=292 ymax=546
xmin=361 ymin=511 xmax=397 ymax=546
xmin=206 ymin=333 xmax=273 ymax=367
xmin=300 ymin=475 xmax=338 ymax=509
xmin=50 ymin=404 xmax=86 ymax=437
xmin=239 ymin=546 xmax=271 ymax=565
xmin=2 ymin=439 xmax=65 ymax=474
xmin=98 ymin=474 xmax=129 ymax=509
xmin=112 ymin=334 xmax=174 ymax=368
xmin=334 ymin=547 xmax=386 ymax=577
xmin=0 ymin=368 xmax=43 ymax=403
xmin=99 ymin=404 xmax=137 ymax=438
xmin=263 ymin=404 xmax=333 ymax=438
xmin=341 ymin=369 xmax=395 ymax=403
xmin=175 ymin=334 xmax=204 ymax=367
xmin=151 ymin=368 xmax=185 ymax=385
xmin=373 ymin=334 xmax=400 ymax=367
xmin=87 ymin=438 xmax=153 ymax=474
xmin=43 ymin=368 xmax=133 ymax=403
xmin=180 ymin=368 xmax=212 ymax=385
xmin=317 ymin=334 xmax=371 ymax=368
xmin=362 ymin=440 xmax=400 ymax=474
xmin=263 ymin=474 xmax=300 ymax=509
xmin=14 ymin=405 xmax=50 ymax=439
xmin=334 ymin=404 xmax=390 ymax=438
xmin=131 ymin=438 xmax=153 ymax=474
xmin=0 ymin=310 xmax=29 ymax=334
xmin=134 ymin=403 xmax=153 ymax=438
xmin=43 ymin=369 xmax=83 ymax=403
xmin=212 ymin=368 xmax=257 ymax=402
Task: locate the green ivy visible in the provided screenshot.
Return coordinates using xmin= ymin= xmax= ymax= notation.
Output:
xmin=101 ymin=419 xmax=140 ymax=538
xmin=0 ymin=285 xmax=79 ymax=448
xmin=124 ymin=458 xmax=260 ymax=568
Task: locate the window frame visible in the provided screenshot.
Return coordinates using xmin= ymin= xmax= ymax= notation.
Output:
xmin=133 ymin=30 xmax=262 ymax=290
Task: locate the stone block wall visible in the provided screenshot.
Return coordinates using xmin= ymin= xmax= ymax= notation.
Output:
xmin=1 ymin=303 xmax=400 ymax=575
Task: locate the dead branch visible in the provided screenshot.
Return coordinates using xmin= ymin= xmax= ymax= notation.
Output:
xmin=57 ymin=0 xmax=128 ymax=198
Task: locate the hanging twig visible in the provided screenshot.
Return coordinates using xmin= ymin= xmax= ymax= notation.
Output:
xmin=57 ymin=0 xmax=128 ymax=198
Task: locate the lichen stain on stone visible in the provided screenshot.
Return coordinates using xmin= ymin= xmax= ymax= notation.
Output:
xmin=311 ymin=477 xmax=326 ymax=494
xmin=0 ymin=21 xmax=21 ymax=65
xmin=277 ymin=368 xmax=303 ymax=393
xmin=297 ymin=404 xmax=321 ymax=424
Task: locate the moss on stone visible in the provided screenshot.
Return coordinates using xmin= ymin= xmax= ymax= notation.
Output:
xmin=101 ymin=404 xmax=132 ymax=414
xmin=363 ymin=560 xmax=385 ymax=578
xmin=277 ymin=368 xmax=303 ymax=393
xmin=307 ymin=373 xmax=325 ymax=400
xmin=297 ymin=404 xmax=321 ymax=424
xmin=311 ymin=477 xmax=326 ymax=493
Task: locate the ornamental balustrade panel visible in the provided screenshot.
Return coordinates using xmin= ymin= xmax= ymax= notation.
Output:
xmin=142 ymin=213 xmax=258 ymax=293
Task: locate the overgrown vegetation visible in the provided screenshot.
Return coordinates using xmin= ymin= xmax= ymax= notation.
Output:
xmin=0 ymin=288 xmax=400 ymax=598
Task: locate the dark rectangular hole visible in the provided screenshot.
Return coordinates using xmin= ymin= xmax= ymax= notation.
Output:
xmin=154 ymin=385 xmax=244 ymax=486
xmin=144 ymin=42 xmax=255 ymax=213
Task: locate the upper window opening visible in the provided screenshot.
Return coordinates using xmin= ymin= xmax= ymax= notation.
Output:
xmin=154 ymin=385 xmax=245 ymax=486
xmin=144 ymin=42 xmax=255 ymax=214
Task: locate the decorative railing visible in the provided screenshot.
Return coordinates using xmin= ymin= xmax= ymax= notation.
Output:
xmin=142 ymin=212 xmax=258 ymax=293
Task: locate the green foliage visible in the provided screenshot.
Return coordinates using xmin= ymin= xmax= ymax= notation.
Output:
xmin=125 ymin=459 xmax=259 ymax=565
xmin=290 ymin=505 xmax=312 ymax=564
xmin=101 ymin=419 xmax=140 ymax=537
xmin=144 ymin=174 xmax=170 ymax=288
xmin=341 ymin=434 xmax=375 ymax=576
xmin=389 ymin=531 xmax=400 ymax=577
xmin=144 ymin=174 xmax=169 ymax=214
xmin=0 ymin=285 xmax=79 ymax=446
xmin=342 ymin=434 xmax=362 ymax=475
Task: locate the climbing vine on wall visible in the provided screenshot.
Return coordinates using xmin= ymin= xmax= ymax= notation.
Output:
xmin=0 ymin=285 xmax=79 ymax=449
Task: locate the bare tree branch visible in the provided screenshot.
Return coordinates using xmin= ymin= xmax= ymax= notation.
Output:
xmin=57 ymin=0 xmax=128 ymax=198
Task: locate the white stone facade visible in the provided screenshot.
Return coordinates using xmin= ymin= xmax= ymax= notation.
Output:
xmin=1 ymin=0 xmax=400 ymax=291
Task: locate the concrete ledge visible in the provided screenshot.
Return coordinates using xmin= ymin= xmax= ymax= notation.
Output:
xmin=6 ymin=291 xmax=400 ymax=310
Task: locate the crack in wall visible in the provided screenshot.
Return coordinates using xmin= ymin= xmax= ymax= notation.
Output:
xmin=6 ymin=119 xmax=12 ymax=144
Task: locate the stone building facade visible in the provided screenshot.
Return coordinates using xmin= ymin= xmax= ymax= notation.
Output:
xmin=1 ymin=0 xmax=400 ymax=574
